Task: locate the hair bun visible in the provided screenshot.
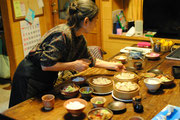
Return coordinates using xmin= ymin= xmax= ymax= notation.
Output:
xmin=69 ymin=1 xmax=78 ymax=15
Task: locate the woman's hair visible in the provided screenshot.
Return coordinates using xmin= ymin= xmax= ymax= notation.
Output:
xmin=67 ymin=0 xmax=98 ymax=30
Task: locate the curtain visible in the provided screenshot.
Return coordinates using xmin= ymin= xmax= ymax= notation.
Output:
xmin=123 ymin=0 xmax=143 ymax=22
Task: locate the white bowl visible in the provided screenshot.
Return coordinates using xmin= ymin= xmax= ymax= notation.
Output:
xmin=144 ymin=78 xmax=161 ymax=92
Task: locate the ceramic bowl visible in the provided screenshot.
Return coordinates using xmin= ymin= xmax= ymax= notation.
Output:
xmin=64 ymin=98 xmax=87 ymax=117
xmin=88 ymin=76 xmax=113 ymax=94
xmin=90 ymin=96 xmax=106 ymax=108
xmin=60 ymin=83 xmax=80 ymax=98
xmin=79 ymin=86 xmax=94 ymax=98
xmin=156 ymin=74 xmax=174 ymax=86
xmin=87 ymin=107 xmax=113 ymax=120
xmin=71 ymin=76 xmax=86 ymax=87
xmin=144 ymin=78 xmax=161 ymax=92
xmin=114 ymin=55 xmax=127 ymax=63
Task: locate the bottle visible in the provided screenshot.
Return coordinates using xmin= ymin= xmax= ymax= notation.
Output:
xmin=132 ymin=96 xmax=144 ymax=113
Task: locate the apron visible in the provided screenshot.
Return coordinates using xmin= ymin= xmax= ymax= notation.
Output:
xmin=9 ymin=56 xmax=58 ymax=108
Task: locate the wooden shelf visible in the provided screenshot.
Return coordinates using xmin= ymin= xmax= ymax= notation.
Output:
xmin=109 ymin=34 xmax=180 ymax=43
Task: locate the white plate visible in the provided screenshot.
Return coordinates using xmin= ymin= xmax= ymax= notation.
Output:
xmin=111 ymin=91 xmax=132 ymax=102
xmin=120 ymin=47 xmax=152 ymax=55
xmin=93 ymin=91 xmax=112 ymax=95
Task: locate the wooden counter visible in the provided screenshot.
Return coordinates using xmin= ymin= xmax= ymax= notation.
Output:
xmin=2 ymin=53 xmax=180 ymax=120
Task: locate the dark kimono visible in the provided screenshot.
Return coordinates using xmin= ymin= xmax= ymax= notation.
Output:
xmin=9 ymin=24 xmax=95 ymax=107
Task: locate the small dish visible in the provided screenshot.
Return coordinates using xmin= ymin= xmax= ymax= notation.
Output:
xmin=87 ymin=107 xmax=113 ymax=120
xmin=64 ymin=98 xmax=87 ymax=117
xmin=144 ymin=78 xmax=161 ymax=92
xmin=148 ymin=69 xmax=163 ymax=75
xmin=79 ymin=86 xmax=93 ymax=98
xmin=90 ymin=96 xmax=106 ymax=108
xmin=107 ymin=101 xmax=126 ymax=112
xmin=146 ymin=52 xmax=160 ymax=60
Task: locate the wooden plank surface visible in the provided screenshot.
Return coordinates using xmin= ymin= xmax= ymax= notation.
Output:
xmin=3 ymin=52 xmax=180 ymax=120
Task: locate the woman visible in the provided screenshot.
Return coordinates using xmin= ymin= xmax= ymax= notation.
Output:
xmin=9 ymin=0 xmax=125 ymax=107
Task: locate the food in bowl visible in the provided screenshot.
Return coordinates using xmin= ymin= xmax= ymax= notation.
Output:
xmin=145 ymin=78 xmax=160 ymax=84
xmin=95 ymin=101 xmax=104 ymax=104
xmin=79 ymin=87 xmax=93 ymax=98
xmin=88 ymin=108 xmax=113 ymax=120
xmin=71 ymin=76 xmax=86 ymax=86
xmin=115 ymin=72 xmax=135 ymax=80
xmin=88 ymin=76 xmax=113 ymax=93
xmin=146 ymin=52 xmax=160 ymax=57
xmin=64 ymin=98 xmax=87 ymax=117
xmin=156 ymin=74 xmax=174 ymax=85
xmin=92 ymin=77 xmax=112 ymax=85
xmin=142 ymin=72 xmax=156 ymax=78
xmin=66 ymin=101 xmax=85 ymax=110
xmin=72 ymin=77 xmax=85 ymax=82
xmin=113 ymin=82 xmax=140 ymax=100
xmin=115 ymin=82 xmax=138 ymax=92
xmin=81 ymin=90 xmax=92 ymax=94
xmin=145 ymin=52 xmax=160 ymax=60
xmin=114 ymin=55 xmax=127 ymax=63
xmin=156 ymin=74 xmax=171 ymax=82
xmin=62 ymin=85 xmax=79 ymax=92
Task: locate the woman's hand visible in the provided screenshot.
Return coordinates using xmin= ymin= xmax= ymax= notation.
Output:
xmin=95 ymin=59 xmax=126 ymax=72
xmin=72 ymin=59 xmax=91 ymax=72
xmin=110 ymin=62 xmax=126 ymax=72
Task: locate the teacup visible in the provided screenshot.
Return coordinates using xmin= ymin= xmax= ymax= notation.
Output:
xmin=42 ymin=94 xmax=55 ymax=110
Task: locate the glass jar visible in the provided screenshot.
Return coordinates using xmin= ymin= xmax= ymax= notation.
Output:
xmin=153 ymin=42 xmax=161 ymax=53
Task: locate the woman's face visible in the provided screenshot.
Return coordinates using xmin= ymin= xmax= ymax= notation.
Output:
xmin=82 ymin=16 xmax=98 ymax=33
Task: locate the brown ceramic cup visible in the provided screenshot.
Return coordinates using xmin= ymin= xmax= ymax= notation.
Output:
xmin=42 ymin=94 xmax=55 ymax=110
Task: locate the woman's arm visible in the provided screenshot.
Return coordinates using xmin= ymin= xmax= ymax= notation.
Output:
xmin=95 ymin=59 xmax=125 ymax=72
xmin=41 ymin=59 xmax=91 ymax=72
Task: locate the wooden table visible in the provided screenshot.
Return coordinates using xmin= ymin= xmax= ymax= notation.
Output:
xmin=3 ymin=52 xmax=180 ymax=120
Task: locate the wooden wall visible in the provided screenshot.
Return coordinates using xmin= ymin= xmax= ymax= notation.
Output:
xmin=100 ymin=0 xmax=180 ymax=59
xmin=0 ymin=0 xmax=54 ymax=79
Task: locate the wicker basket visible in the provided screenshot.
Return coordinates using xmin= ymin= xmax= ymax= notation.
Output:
xmin=87 ymin=76 xmax=114 ymax=94
xmin=114 ymin=72 xmax=139 ymax=83
xmin=113 ymin=82 xmax=140 ymax=100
